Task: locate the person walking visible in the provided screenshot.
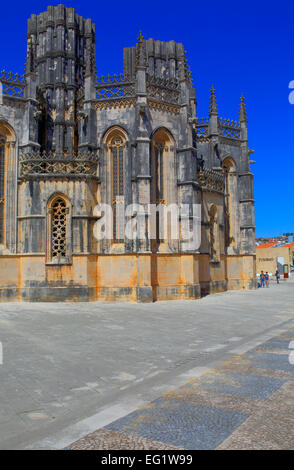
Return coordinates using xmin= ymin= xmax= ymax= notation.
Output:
xmin=275 ymin=269 xmax=280 ymax=284
xmin=260 ymin=271 xmax=266 ymax=288
xmin=265 ymin=272 xmax=270 ymax=288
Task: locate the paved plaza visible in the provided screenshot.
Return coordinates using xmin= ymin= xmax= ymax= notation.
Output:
xmin=0 ymin=279 xmax=294 ymax=449
xmin=67 ymin=326 xmax=294 ymax=450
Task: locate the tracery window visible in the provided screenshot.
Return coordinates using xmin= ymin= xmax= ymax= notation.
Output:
xmin=103 ymin=127 xmax=128 ymax=245
xmin=0 ymin=121 xmax=16 ymax=252
xmin=0 ymin=135 xmax=5 ymax=245
xmin=111 ymin=136 xmax=124 ymax=243
xmin=47 ymin=194 xmax=71 ymax=264
xmin=151 ymin=128 xmax=175 ymax=250
xmin=51 ymin=198 xmax=67 ymax=258
xmin=111 ymin=136 xmax=124 ymax=242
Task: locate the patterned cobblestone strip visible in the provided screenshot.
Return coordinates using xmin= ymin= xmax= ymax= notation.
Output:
xmin=67 ymin=428 xmax=184 ymax=451
xmin=216 ymin=381 xmax=294 ymax=450
xmin=67 ymin=329 xmax=294 ymax=450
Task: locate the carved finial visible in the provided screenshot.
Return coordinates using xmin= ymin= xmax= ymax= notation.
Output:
xmin=183 ymin=50 xmax=192 ymax=82
xmin=138 ymin=30 xmax=143 ymax=42
xmin=85 ymin=39 xmax=97 ymax=77
xmin=136 ymin=30 xmax=147 ymax=69
xmin=239 ymin=93 xmax=247 ymax=124
xmin=25 ymin=38 xmax=35 ymax=74
xmin=209 ymin=85 xmax=218 ymax=116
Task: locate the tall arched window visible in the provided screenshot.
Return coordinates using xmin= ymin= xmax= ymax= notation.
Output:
xmin=0 ymin=121 xmax=16 ymax=251
xmin=111 ymin=135 xmax=124 ymax=242
xmin=222 ymin=157 xmax=238 ymax=253
xmin=103 ymin=127 xmax=128 ymax=244
xmin=151 ymin=129 xmax=174 ymax=206
xmin=151 ymin=128 xmax=175 ymax=251
xmin=47 ymin=194 xmax=71 ymax=264
xmin=0 ymin=135 xmax=5 ymax=244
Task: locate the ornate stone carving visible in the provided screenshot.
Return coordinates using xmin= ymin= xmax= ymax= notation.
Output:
xmin=0 ymin=70 xmax=25 ymax=98
xmin=146 ymin=74 xmax=180 ymax=105
xmin=195 ymin=117 xmax=209 ymax=136
xmin=19 ymin=151 xmax=99 ymax=179
xmin=94 ymin=97 xmax=136 ymax=110
xmin=96 ymin=74 xmax=135 ymax=100
xmin=197 ymin=169 xmax=225 ymax=193
xmin=147 ymin=99 xmax=180 ymax=115
xmin=218 ymin=118 xmax=241 ymax=139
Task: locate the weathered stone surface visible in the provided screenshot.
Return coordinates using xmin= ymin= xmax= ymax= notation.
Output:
xmin=0 ymin=4 xmax=256 ymax=302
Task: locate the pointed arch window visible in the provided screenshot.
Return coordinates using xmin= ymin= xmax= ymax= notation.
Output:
xmin=47 ymin=194 xmax=71 ymax=264
xmin=103 ymin=127 xmax=128 ymax=245
xmin=151 ymin=128 xmax=175 ymax=251
xmin=0 ymin=135 xmax=5 ymax=244
xmin=222 ymin=157 xmax=237 ymax=253
xmin=111 ymin=136 xmax=124 ymax=242
xmin=0 ymin=121 xmax=17 ymax=252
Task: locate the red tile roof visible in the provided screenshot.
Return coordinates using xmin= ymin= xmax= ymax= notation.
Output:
xmin=256 ymin=241 xmax=278 ymax=249
xmin=282 ymin=241 xmax=294 ymax=248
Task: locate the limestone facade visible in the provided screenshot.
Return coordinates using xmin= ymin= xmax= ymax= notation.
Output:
xmin=0 ymin=5 xmax=256 ymax=302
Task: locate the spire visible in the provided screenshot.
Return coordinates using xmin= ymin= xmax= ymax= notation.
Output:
xmin=138 ymin=30 xmax=143 ymax=42
xmin=183 ymin=50 xmax=192 ymax=82
xmin=136 ymin=30 xmax=147 ymax=69
xmin=209 ymin=85 xmax=218 ymax=116
xmin=25 ymin=38 xmax=35 ymax=74
xmin=239 ymin=93 xmax=247 ymax=124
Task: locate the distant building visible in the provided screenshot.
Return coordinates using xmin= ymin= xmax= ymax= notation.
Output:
xmin=256 ymin=241 xmax=294 ymax=275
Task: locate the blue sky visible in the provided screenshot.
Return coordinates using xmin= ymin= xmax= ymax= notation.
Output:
xmin=1 ymin=0 xmax=293 ymax=237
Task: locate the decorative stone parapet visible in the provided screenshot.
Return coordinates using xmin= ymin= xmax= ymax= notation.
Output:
xmin=195 ymin=117 xmax=209 ymax=136
xmin=19 ymin=151 xmax=99 ymax=179
xmin=218 ymin=118 xmax=241 ymax=139
xmin=96 ymin=74 xmax=135 ymax=100
xmin=146 ymin=74 xmax=180 ymax=105
xmin=197 ymin=169 xmax=225 ymax=193
xmin=195 ymin=117 xmax=241 ymax=140
xmin=0 ymin=71 xmax=25 ymax=98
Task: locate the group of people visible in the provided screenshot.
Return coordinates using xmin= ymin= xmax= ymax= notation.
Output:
xmin=259 ymin=270 xmax=280 ymax=288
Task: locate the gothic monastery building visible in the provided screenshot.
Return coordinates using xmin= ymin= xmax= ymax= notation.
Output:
xmin=0 ymin=5 xmax=256 ymax=302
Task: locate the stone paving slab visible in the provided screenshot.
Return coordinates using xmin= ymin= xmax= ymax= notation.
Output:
xmin=2 ymin=279 xmax=294 ymax=449
xmin=67 ymin=328 xmax=294 ymax=450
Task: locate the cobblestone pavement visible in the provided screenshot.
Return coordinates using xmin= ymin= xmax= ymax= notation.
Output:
xmin=1 ymin=278 xmax=294 ymax=449
xmin=67 ymin=327 xmax=294 ymax=450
